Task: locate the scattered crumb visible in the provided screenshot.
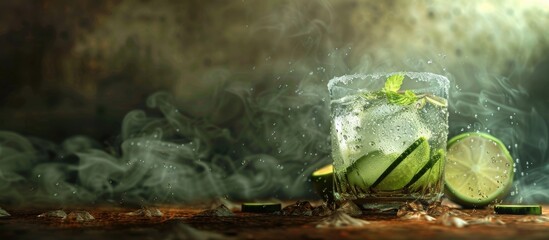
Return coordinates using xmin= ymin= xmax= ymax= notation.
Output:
xmin=196 ymin=204 xmax=234 ymax=217
xmin=38 ymin=210 xmax=67 ymax=218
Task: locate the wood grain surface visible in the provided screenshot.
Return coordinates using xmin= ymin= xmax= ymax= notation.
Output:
xmin=1 ymin=203 xmax=548 ymax=240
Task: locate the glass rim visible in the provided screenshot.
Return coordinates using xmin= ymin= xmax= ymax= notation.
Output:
xmin=327 ymin=71 xmax=450 ymax=99
xmin=328 ymin=71 xmax=449 ymax=91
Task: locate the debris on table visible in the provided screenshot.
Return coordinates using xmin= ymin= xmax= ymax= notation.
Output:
xmin=63 ymin=211 xmax=95 ymax=222
xmin=0 ymin=207 xmax=9 ymax=217
xmin=397 ymin=201 xmax=436 ymax=221
xmin=208 ymin=198 xmax=241 ymax=212
xmin=196 ymin=204 xmax=234 ymax=217
xmin=441 ymin=198 xmax=463 ymax=209
xmin=312 ymin=204 xmax=333 ymax=217
xmin=337 ymin=201 xmax=362 ymax=216
xmin=316 ymin=210 xmax=370 ymax=228
xmin=125 ymin=207 xmax=163 ymax=217
xmin=439 ymin=212 xmax=468 ymax=228
xmin=426 ymin=201 xmax=469 ymax=218
xmin=399 ymin=211 xmax=436 ymax=221
xmin=468 ymin=215 xmax=506 ymax=225
xmin=38 ymin=210 xmax=67 ymax=218
xmin=427 ymin=202 xmax=455 ymax=217
xmin=516 ymin=215 xmax=549 ymax=223
xmin=276 ymin=201 xmax=313 ymax=216
xmin=165 ymin=221 xmax=234 ymax=240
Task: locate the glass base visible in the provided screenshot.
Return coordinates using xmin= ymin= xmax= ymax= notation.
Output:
xmin=352 ymin=198 xmax=423 ymax=214
xmin=336 ymin=192 xmax=443 ymax=214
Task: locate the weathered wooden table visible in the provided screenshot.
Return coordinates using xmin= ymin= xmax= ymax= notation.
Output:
xmin=1 ymin=203 xmax=548 ymax=240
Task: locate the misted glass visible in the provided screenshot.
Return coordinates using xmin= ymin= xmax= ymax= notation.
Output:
xmin=328 ymin=72 xmax=449 ymax=209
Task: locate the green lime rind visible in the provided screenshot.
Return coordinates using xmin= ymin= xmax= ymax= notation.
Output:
xmin=444 ymin=132 xmax=514 ymax=208
xmin=404 ymin=148 xmax=445 ymax=189
xmin=241 ymin=203 xmax=281 ymax=213
xmin=311 ymin=165 xmax=334 ymax=203
xmin=371 ymin=137 xmax=430 ymax=190
xmin=494 ymin=205 xmax=542 ymax=215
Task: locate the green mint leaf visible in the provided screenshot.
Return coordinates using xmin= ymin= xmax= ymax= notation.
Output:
xmin=404 ymin=90 xmax=417 ymax=101
xmin=386 ymin=90 xmax=417 ymax=105
xmin=361 ymin=91 xmax=385 ymax=100
xmin=384 ymin=73 xmax=405 ymax=93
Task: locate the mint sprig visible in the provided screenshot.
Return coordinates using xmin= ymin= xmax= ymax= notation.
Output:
xmin=359 ymin=73 xmax=447 ymax=107
xmin=384 ymin=74 xmax=405 ymax=92
xmin=383 ymin=73 xmax=417 ymax=106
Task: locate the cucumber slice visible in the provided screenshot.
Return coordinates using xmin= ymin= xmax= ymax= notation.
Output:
xmin=371 ymin=137 xmax=430 ymax=190
xmin=346 ymin=151 xmax=398 ymax=190
xmin=311 ymin=164 xmax=334 ymax=203
xmin=494 ymin=204 xmax=542 ymax=215
xmin=405 ymin=148 xmax=445 ymax=189
xmin=241 ymin=203 xmax=281 ymax=213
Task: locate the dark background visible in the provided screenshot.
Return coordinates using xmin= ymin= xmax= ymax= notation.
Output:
xmin=1 ymin=0 xmax=548 ymax=141
xmin=1 ymin=0 xmax=549 ymax=205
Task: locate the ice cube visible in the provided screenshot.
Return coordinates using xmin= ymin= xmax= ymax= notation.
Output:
xmin=125 ymin=207 xmax=163 ymax=217
xmin=332 ymin=96 xmax=431 ymax=165
xmin=361 ymin=100 xmax=431 ymax=154
xmin=0 ymin=207 xmax=10 ymax=217
xmin=196 ymin=204 xmax=234 ymax=217
xmin=63 ymin=211 xmax=95 ymax=222
xmin=316 ymin=211 xmax=370 ymax=228
xmin=38 ymin=210 xmax=67 ymax=218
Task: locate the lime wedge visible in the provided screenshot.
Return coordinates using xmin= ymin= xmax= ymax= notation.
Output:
xmin=405 ymin=148 xmax=445 ymax=190
xmin=444 ymin=132 xmax=514 ymax=208
xmin=372 ymin=137 xmax=430 ymax=190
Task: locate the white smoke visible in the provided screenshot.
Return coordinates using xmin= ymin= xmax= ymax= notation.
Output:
xmin=1 ymin=0 xmax=549 ymax=206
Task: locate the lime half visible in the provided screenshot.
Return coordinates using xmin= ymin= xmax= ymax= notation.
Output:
xmin=445 ymin=132 xmax=514 ymax=208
